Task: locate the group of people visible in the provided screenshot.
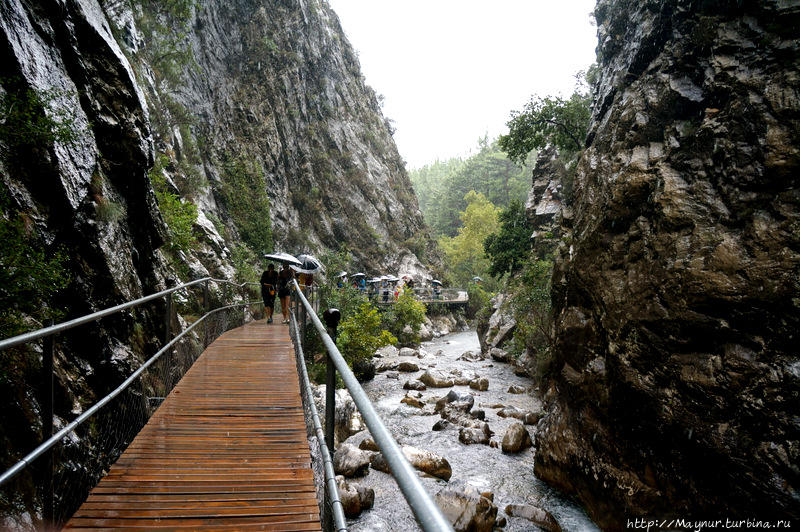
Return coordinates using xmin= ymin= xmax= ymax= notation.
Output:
xmin=259 ymin=263 xmax=294 ymax=324
xmin=260 ymin=263 xmax=317 ymax=324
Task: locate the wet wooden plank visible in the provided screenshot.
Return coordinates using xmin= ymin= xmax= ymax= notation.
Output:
xmin=65 ymin=320 xmax=321 ymax=530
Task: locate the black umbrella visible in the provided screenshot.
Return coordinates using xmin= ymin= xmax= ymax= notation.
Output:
xmin=291 ymin=254 xmax=324 ymax=275
xmin=431 ymin=279 xmax=442 ymax=285
xmin=264 ymin=252 xmax=301 ymax=266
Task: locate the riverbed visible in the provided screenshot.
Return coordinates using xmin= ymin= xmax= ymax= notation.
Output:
xmin=347 ymin=330 xmax=599 ymax=531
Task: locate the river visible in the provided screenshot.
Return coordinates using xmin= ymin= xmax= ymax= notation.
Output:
xmin=347 ymin=330 xmax=599 ymax=531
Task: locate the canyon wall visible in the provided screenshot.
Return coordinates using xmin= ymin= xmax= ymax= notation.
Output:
xmin=0 ymin=0 xmax=435 ymax=520
xmin=534 ymin=0 xmax=800 ymax=528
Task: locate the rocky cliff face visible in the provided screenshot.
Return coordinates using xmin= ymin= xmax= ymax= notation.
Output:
xmin=535 ymin=0 xmax=800 ymax=528
xmin=0 ymin=0 xmax=435 ymax=519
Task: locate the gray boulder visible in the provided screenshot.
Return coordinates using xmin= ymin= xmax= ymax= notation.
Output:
xmin=501 ymin=422 xmax=533 ymax=453
xmin=489 ymin=347 xmax=509 ymax=362
xmin=505 ymin=503 xmax=561 ymax=532
xmin=371 ymin=445 xmax=452 ymax=481
xmin=403 ymin=379 xmax=427 ymax=391
xmin=396 ymin=360 xmax=419 ymax=372
xmin=434 ymin=481 xmax=497 ymax=532
xmin=458 ymin=423 xmax=492 ymax=445
xmin=419 ymin=370 xmax=455 ymax=388
xmin=333 ymin=443 xmax=371 ymax=477
xmin=337 ymin=476 xmax=375 ymax=518
xmin=469 ymin=377 xmax=489 ymax=391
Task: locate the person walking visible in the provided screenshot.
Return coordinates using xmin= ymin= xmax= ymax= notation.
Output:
xmin=278 ymin=263 xmax=294 ymax=324
xmin=260 ymin=263 xmax=279 ymax=324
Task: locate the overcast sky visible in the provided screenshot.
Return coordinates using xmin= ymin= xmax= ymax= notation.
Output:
xmin=326 ymin=0 xmax=598 ymax=169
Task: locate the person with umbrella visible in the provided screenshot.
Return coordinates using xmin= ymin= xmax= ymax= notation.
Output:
xmin=264 ymin=252 xmax=302 ymax=324
xmin=260 ymin=263 xmax=279 ymax=324
xmin=277 ymin=262 xmax=294 ymax=324
xmin=431 ymin=279 xmax=442 ymax=299
xmin=291 ymin=254 xmax=324 ymax=292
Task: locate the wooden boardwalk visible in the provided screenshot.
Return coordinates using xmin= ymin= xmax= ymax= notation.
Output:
xmin=65 ymin=320 xmax=321 ymax=531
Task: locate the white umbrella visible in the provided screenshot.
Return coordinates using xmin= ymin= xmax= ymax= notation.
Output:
xmin=264 ymin=252 xmax=301 ymax=266
xmin=291 ymin=254 xmax=324 ymax=274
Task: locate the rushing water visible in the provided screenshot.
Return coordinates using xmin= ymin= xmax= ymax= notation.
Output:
xmin=347 ymin=330 xmax=599 ymax=532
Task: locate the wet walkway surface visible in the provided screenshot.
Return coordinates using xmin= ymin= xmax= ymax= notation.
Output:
xmin=66 ymin=320 xmax=320 ymax=531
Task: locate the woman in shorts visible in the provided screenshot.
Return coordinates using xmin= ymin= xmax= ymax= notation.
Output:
xmin=260 ymin=264 xmax=278 ymax=323
xmin=278 ymin=263 xmax=294 ymax=324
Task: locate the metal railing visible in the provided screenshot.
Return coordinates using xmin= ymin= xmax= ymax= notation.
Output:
xmin=290 ymin=279 xmax=455 ymax=532
xmin=289 ymin=312 xmax=347 ymax=532
xmin=366 ymin=287 xmax=468 ymax=304
xmin=0 ymin=277 xmax=262 ymax=528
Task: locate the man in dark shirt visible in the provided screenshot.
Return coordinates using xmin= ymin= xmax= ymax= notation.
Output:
xmin=260 ymin=263 xmax=279 ymax=324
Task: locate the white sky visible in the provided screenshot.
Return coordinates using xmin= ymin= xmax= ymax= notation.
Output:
xmin=326 ymin=0 xmax=598 ymax=169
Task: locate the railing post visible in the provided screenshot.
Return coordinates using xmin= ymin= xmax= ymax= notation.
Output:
xmin=322 ymin=309 xmax=341 ymax=455
xmin=41 ymin=323 xmax=54 ymax=527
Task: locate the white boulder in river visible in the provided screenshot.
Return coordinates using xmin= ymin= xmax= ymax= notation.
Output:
xmin=434 ymin=481 xmax=497 ymax=532
xmin=333 ymin=443 xmax=371 ymax=477
xmin=370 ymin=445 xmax=452 ymax=481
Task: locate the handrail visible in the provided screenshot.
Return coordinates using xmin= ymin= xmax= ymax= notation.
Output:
xmin=291 ymin=279 xmax=454 ymax=532
xmin=0 ymin=277 xmax=257 ymax=351
xmin=289 ymin=312 xmax=347 ymax=532
xmin=0 ymin=299 xmax=260 ymax=488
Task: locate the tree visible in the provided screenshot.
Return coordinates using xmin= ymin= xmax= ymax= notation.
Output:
xmin=410 ymin=137 xmax=531 ymax=237
xmin=499 ymin=91 xmax=591 ymax=164
xmin=484 ymin=199 xmax=533 ymax=278
xmin=382 ymin=290 xmax=426 ymax=346
xmin=439 ymin=191 xmax=500 ymax=287
xmin=336 ymin=301 xmax=396 ymax=368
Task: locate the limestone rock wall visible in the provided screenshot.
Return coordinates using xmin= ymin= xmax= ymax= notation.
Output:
xmin=534 ymin=0 xmax=800 ymax=528
xmin=0 ymin=0 xmax=436 ymax=515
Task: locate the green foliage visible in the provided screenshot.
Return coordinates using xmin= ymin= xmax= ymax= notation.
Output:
xmin=336 ymin=301 xmax=396 ymax=368
xmin=499 ymin=91 xmax=591 ymax=164
xmin=219 ymin=155 xmax=273 ymax=255
xmin=131 ymin=0 xmax=198 ymax=85
xmin=439 ymin=191 xmax=500 ymax=289
xmin=0 ymin=185 xmax=70 ymax=339
xmin=466 ymin=283 xmax=492 ymax=322
xmin=484 ymin=199 xmax=533 ymax=278
xmin=507 ymin=258 xmax=554 ymax=379
xmin=410 ymin=136 xmax=532 ymax=237
xmin=381 ymin=289 xmax=426 ymax=345
xmin=149 ymin=153 xmax=198 ymax=253
xmin=0 ymin=82 xmax=82 ymax=150
xmin=95 ymin=198 xmax=125 ymax=223
xmin=230 ymin=243 xmax=261 ymax=284
xmin=315 ymin=251 xmax=373 ymax=335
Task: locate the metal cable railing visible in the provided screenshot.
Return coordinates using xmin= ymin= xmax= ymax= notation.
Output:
xmin=290 ymin=279 xmax=455 ymax=532
xmin=0 ymin=277 xmax=262 ymax=528
xmin=289 ymin=312 xmax=347 ymax=532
